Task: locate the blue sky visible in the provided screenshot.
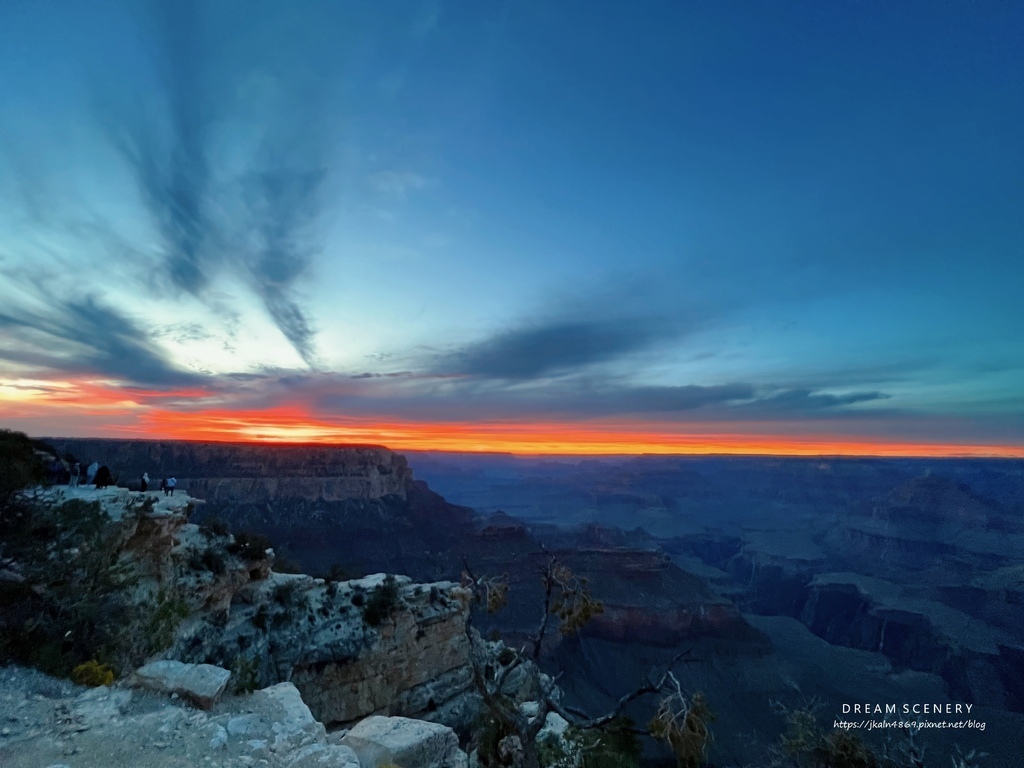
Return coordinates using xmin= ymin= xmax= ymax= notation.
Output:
xmin=1 ymin=1 xmax=1022 ymax=453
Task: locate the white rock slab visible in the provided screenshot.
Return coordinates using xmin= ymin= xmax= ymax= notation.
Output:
xmin=129 ymin=660 xmax=230 ymax=709
xmin=342 ymin=715 xmax=467 ymax=768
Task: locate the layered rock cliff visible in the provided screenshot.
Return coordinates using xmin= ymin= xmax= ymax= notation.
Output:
xmin=47 ymin=439 xmax=413 ymax=502
xmin=3 ymin=485 xmax=481 ymax=732
xmin=172 ymin=572 xmax=478 ymax=729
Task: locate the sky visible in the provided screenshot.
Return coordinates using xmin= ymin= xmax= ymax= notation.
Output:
xmin=0 ymin=0 xmax=1022 ymax=456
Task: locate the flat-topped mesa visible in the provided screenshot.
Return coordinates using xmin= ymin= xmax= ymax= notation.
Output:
xmin=46 ymin=439 xmax=414 ymax=502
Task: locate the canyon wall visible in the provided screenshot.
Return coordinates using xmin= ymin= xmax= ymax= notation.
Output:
xmin=48 ymin=439 xmax=412 ymax=502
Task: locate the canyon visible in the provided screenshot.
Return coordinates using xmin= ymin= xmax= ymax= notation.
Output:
xmin=43 ymin=439 xmax=1024 ymax=766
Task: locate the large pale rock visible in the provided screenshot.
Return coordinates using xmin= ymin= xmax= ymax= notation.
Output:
xmin=250 ymin=682 xmax=327 ymax=752
xmin=341 ymin=716 xmax=467 ymax=768
xmin=536 ymin=712 xmax=570 ymax=745
xmin=129 ymin=660 xmax=230 ymax=709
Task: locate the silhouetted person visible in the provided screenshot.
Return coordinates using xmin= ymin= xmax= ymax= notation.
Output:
xmin=160 ymin=478 xmax=167 ymax=495
xmin=167 ymin=476 xmax=177 ymax=496
xmin=69 ymin=462 xmax=80 ymax=488
xmin=141 ymin=472 xmax=149 ymax=492
xmin=94 ymin=465 xmax=113 ymax=489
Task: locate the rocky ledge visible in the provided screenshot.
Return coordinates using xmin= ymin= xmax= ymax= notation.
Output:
xmin=0 ymin=664 xmax=470 ymax=768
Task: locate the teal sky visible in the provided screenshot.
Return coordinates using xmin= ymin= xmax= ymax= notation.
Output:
xmin=0 ymin=1 xmax=1022 ymax=452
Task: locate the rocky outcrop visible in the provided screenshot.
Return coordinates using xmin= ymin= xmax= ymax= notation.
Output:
xmin=341 ymin=716 xmax=468 ymax=768
xmin=6 ymin=486 xmax=482 ymax=735
xmin=0 ymin=666 xmax=371 ymax=767
xmin=47 ymin=439 xmax=413 ymax=502
xmin=171 ymin=573 xmax=479 ymax=729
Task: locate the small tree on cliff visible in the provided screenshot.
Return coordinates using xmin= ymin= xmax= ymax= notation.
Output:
xmin=462 ymin=555 xmax=712 ymax=768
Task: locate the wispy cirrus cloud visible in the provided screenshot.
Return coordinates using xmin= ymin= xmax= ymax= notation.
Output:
xmin=0 ymin=295 xmax=199 ymax=388
xmin=433 ymin=315 xmax=685 ymax=380
xmin=95 ymin=0 xmax=331 ymax=367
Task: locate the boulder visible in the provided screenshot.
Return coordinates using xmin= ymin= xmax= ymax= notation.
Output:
xmin=341 ymin=715 xmax=468 ymax=768
xmin=129 ymin=660 xmax=230 ymax=709
xmin=250 ymin=682 xmax=327 ymax=752
xmin=536 ymin=712 xmax=570 ymax=745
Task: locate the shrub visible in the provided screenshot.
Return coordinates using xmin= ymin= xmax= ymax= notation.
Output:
xmin=362 ymin=574 xmax=400 ymax=626
xmin=253 ymin=605 xmax=269 ymax=631
xmin=475 ymin=709 xmax=519 ymax=768
xmin=811 ymin=731 xmax=879 ymax=768
xmin=0 ymin=497 xmax=136 ymax=676
xmin=72 ymin=660 xmax=115 ymax=687
xmin=272 ymin=580 xmax=300 ymax=605
xmin=143 ymin=589 xmax=191 ymax=655
xmin=323 ymin=562 xmax=357 ymax=583
xmin=649 ymin=691 xmax=714 ymax=768
xmin=201 ymin=517 xmax=230 ymax=537
xmin=228 ymin=531 xmax=273 ymax=562
xmin=231 ymin=654 xmax=260 ymax=695
xmin=0 ymin=429 xmax=48 ymax=506
xmin=274 ymin=557 xmax=304 ymax=574
xmin=200 ymin=548 xmax=227 ymax=576
xmin=579 ymin=718 xmax=641 ymax=768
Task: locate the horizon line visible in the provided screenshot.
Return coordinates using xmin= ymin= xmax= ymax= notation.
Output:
xmin=31 ymin=433 xmax=1024 ymax=460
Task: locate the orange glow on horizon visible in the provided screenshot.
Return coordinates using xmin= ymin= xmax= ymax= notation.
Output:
xmin=120 ymin=407 xmax=1024 ymax=458
xmin=4 ymin=380 xmax=1024 ymax=458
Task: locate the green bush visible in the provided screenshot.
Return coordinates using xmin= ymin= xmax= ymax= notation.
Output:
xmin=201 ymin=517 xmax=230 ymax=537
xmin=363 ymin=574 xmax=400 ymax=626
xmin=0 ymin=429 xmax=48 ymax=506
xmin=72 ymin=660 xmax=115 ymax=687
xmin=201 ymin=548 xmax=227 ymax=575
xmin=0 ymin=496 xmax=136 ymax=676
xmin=649 ymin=692 xmax=714 ymax=768
xmin=231 ymin=654 xmax=260 ymax=694
xmin=144 ymin=589 xmax=191 ymax=654
xmin=474 ymin=709 xmax=519 ymax=768
xmin=577 ymin=718 xmax=641 ymax=768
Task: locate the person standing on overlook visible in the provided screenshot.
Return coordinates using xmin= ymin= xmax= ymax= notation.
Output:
xmin=141 ymin=472 xmax=149 ymax=492
xmin=167 ymin=476 xmax=177 ymax=496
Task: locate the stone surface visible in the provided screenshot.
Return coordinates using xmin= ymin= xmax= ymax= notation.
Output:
xmin=285 ymin=743 xmax=361 ymax=768
xmin=341 ymin=715 xmax=467 ymax=768
xmin=250 ymin=683 xmax=327 ymax=753
xmin=0 ymin=665 xmax=382 ymax=768
xmin=130 ymin=661 xmax=231 ymax=709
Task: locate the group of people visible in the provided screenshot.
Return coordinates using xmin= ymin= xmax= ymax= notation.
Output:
xmin=64 ymin=463 xmax=177 ymax=495
xmin=65 ymin=461 xmax=110 ymax=488
xmin=139 ymin=472 xmax=177 ymax=495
